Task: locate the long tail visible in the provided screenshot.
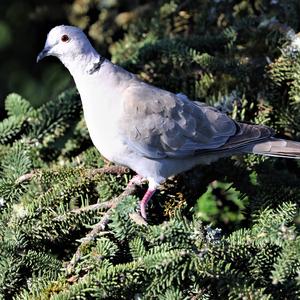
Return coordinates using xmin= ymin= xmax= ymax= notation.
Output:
xmin=246 ymin=138 xmax=300 ymax=158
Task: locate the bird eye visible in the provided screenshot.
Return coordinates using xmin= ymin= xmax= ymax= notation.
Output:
xmin=61 ymin=34 xmax=70 ymax=42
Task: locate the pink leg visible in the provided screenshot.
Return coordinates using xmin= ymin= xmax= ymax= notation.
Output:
xmin=140 ymin=188 xmax=156 ymax=219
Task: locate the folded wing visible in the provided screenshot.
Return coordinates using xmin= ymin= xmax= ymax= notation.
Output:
xmin=120 ymin=83 xmax=273 ymax=159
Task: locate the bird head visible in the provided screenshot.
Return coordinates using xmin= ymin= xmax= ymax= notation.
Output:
xmin=37 ymin=25 xmax=94 ymax=63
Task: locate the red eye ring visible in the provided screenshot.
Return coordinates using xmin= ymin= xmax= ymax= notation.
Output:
xmin=61 ymin=34 xmax=70 ymax=42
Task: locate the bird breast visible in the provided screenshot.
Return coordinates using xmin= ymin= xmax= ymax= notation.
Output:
xmin=77 ymin=80 xmax=127 ymax=163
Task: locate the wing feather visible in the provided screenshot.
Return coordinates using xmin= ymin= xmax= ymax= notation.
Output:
xmin=120 ymin=83 xmax=238 ymax=158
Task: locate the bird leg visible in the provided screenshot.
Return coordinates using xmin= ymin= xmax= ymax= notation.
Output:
xmin=128 ymin=175 xmax=154 ymax=219
xmin=128 ymin=176 xmax=159 ymax=219
xmin=140 ymin=188 xmax=156 ymax=219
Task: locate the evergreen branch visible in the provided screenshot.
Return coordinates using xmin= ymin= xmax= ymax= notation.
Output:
xmin=15 ymin=170 xmax=37 ymax=185
xmin=2 ymin=2 xmax=300 ymax=298
xmin=5 ymin=93 xmax=36 ymax=118
xmin=0 ymin=117 xmax=28 ymax=145
xmin=53 ymin=201 xmax=114 ymax=222
xmin=55 ymin=198 xmax=146 ymax=225
xmin=86 ymin=166 xmax=130 ymax=178
xmin=66 ymin=183 xmax=139 ymax=273
xmin=173 ymin=0 xmax=192 ymax=16
xmin=263 ymin=18 xmax=296 ymax=40
xmin=15 ymin=165 xmax=130 ymax=185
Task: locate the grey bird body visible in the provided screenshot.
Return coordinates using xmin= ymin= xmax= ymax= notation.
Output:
xmin=38 ymin=25 xmax=300 ymax=218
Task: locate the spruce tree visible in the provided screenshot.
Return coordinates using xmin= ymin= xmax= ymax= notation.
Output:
xmin=0 ymin=1 xmax=300 ymax=299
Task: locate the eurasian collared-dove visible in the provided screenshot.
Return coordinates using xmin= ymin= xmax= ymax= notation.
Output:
xmin=37 ymin=25 xmax=300 ymax=219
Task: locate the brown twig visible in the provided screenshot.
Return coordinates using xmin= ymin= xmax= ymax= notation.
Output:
xmin=86 ymin=165 xmax=130 ymax=178
xmin=16 ymin=165 xmax=134 ymax=272
xmin=53 ymin=200 xmax=114 ymax=222
xmin=66 ymin=183 xmax=139 ymax=273
xmin=15 ymin=170 xmax=38 ymax=184
xmin=15 ymin=165 xmax=130 ymax=185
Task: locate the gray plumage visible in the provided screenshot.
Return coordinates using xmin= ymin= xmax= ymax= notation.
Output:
xmin=37 ymin=25 xmax=300 ymax=218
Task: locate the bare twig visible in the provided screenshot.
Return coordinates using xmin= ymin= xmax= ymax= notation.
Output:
xmin=15 ymin=165 xmax=130 ymax=185
xmin=53 ymin=200 xmax=114 ymax=222
xmin=86 ymin=165 xmax=130 ymax=178
xmin=129 ymin=212 xmax=148 ymax=226
xmin=16 ymin=164 xmax=134 ymax=273
xmin=66 ymin=183 xmax=139 ymax=273
xmin=15 ymin=170 xmax=38 ymax=184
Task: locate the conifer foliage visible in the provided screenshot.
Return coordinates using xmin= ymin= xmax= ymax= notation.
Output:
xmin=1 ymin=1 xmax=300 ymax=299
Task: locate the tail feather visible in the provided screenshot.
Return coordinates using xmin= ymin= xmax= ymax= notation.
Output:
xmin=247 ymin=138 xmax=300 ymax=158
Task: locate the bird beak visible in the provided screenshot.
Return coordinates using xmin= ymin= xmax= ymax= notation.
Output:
xmin=36 ymin=47 xmax=51 ymax=63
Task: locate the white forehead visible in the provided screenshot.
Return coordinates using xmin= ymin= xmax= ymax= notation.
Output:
xmin=47 ymin=25 xmax=85 ymax=43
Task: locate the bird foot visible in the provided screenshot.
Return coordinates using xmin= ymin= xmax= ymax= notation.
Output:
xmin=128 ymin=175 xmax=145 ymax=187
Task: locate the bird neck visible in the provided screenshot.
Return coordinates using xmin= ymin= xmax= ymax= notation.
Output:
xmin=87 ymin=56 xmax=106 ymax=75
xmin=60 ymin=49 xmax=103 ymax=78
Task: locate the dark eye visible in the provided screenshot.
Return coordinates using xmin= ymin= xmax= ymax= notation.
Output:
xmin=61 ymin=34 xmax=70 ymax=42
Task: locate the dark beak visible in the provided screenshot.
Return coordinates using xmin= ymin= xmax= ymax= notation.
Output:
xmin=36 ymin=47 xmax=50 ymax=63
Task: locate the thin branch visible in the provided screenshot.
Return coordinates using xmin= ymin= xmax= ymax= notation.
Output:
xmin=15 ymin=165 xmax=130 ymax=185
xmin=53 ymin=200 xmax=114 ymax=222
xmin=15 ymin=170 xmax=38 ymax=184
xmin=86 ymin=165 xmax=130 ymax=178
xmin=66 ymin=183 xmax=139 ymax=273
xmin=129 ymin=212 xmax=148 ymax=226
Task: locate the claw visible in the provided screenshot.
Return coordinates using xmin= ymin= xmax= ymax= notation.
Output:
xmin=128 ymin=175 xmax=144 ymax=187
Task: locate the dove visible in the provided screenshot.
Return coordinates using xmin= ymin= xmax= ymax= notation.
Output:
xmin=37 ymin=25 xmax=300 ymax=219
